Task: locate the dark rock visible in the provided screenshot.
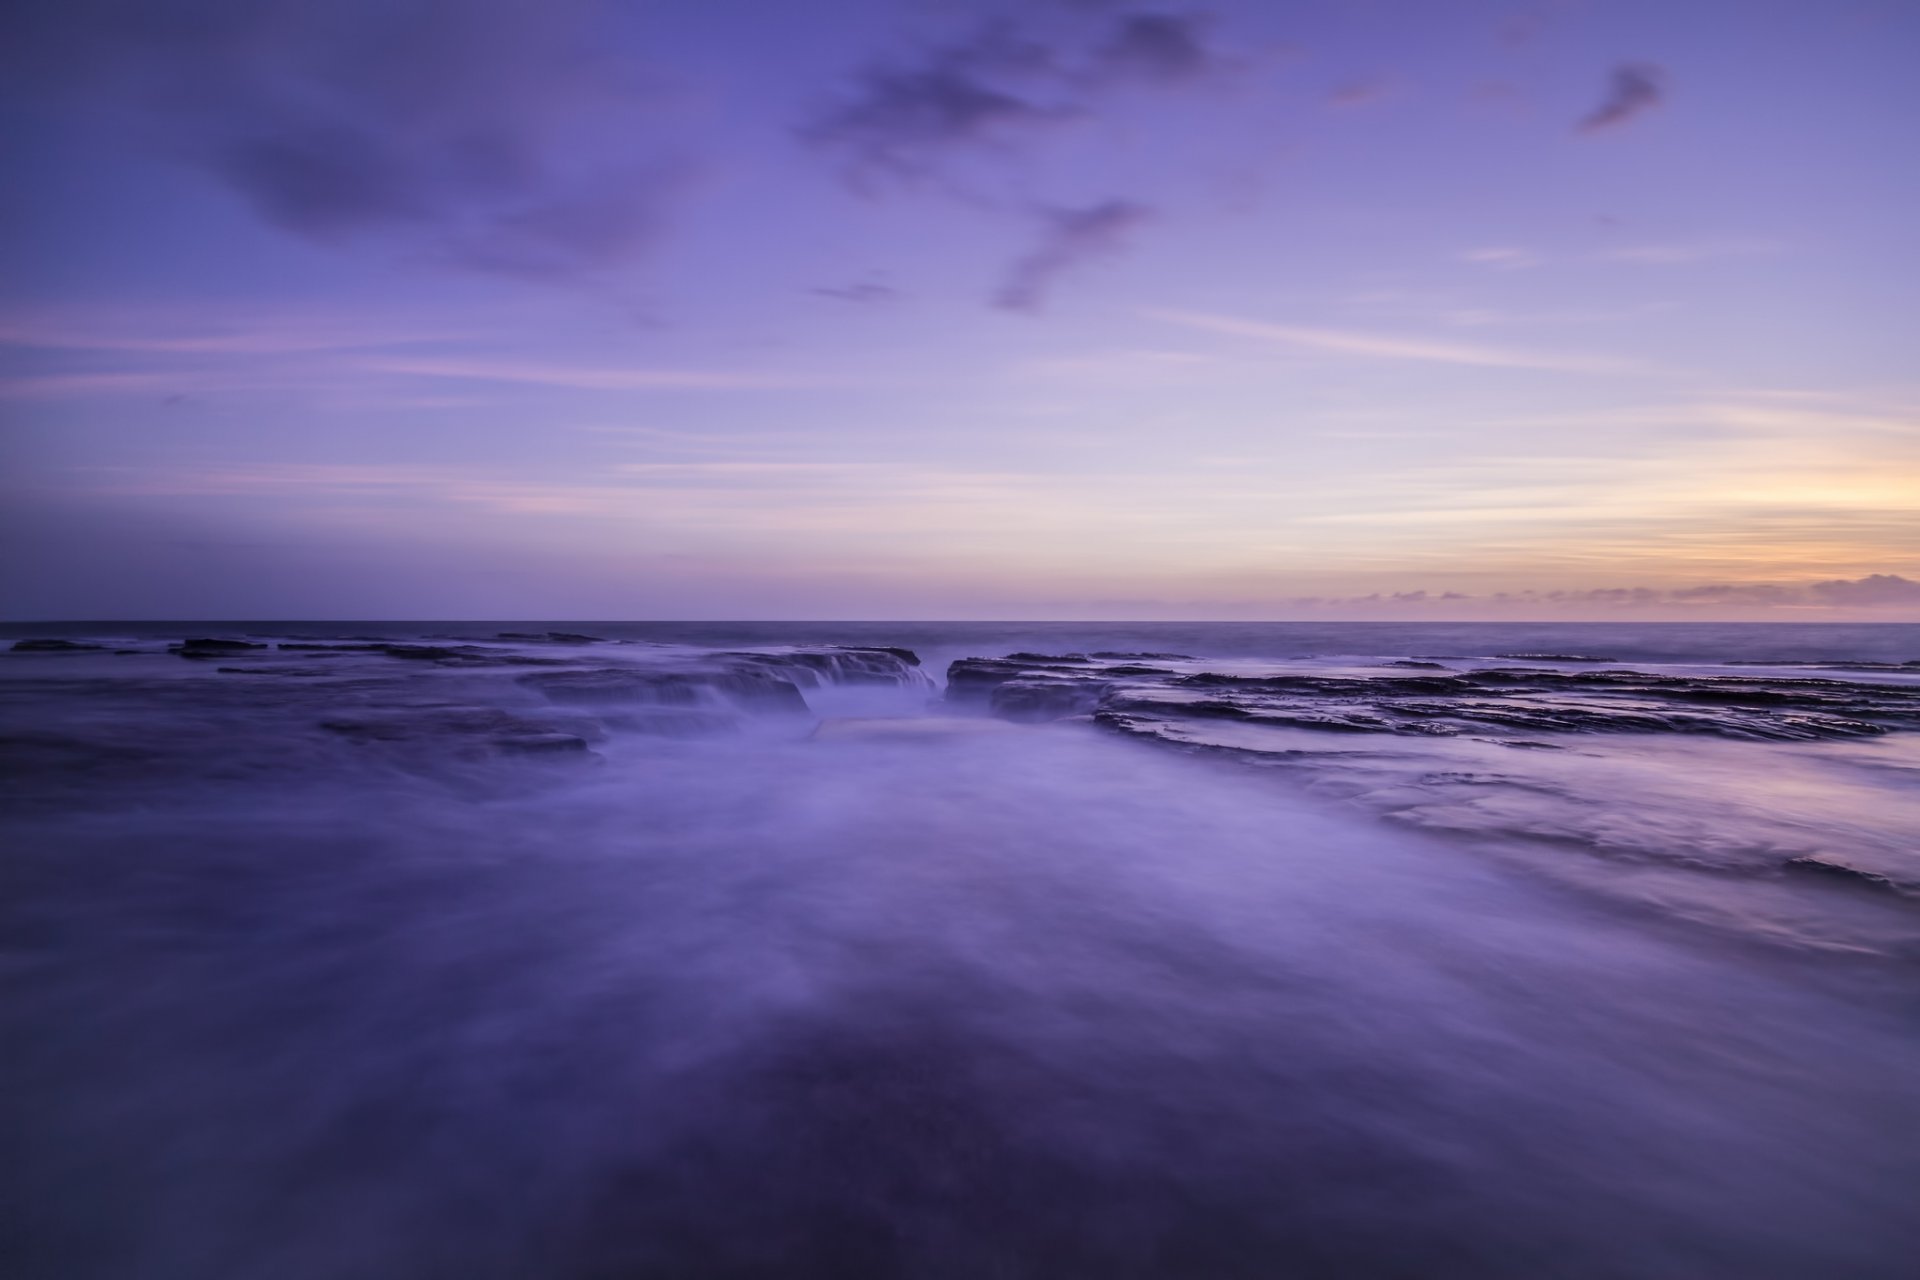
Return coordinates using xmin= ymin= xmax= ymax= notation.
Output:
xmin=496 ymin=631 xmax=605 ymax=644
xmin=846 ymin=645 xmax=920 ymax=666
xmin=1495 ymin=653 xmax=1617 ymax=663
xmin=492 ymin=732 xmax=591 ymax=754
xmin=378 ymin=645 xmax=468 ymax=661
xmin=10 ymin=638 xmax=103 ymax=652
xmin=954 ymin=651 xmax=1920 ymax=745
xmin=277 ymin=642 xmax=386 ymax=652
xmin=518 ymin=667 xmax=809 ymax=715
xmin=1782 ymin=857 xmax=1900 ymax=893
xmin=989 ymin=678 xmax=1108 ymax=723
xmin=1089 ymin=651 xmax=1192 ymax=660
xmin=946 ymin=657 xmax=1098 ymax=701
xmin=171 ymin=638 xmax=268 ymax=658
xmin=320 ymin=707 xmax=596 ymax=746
xmin=727 ymin=649 xmax=929 ymax=688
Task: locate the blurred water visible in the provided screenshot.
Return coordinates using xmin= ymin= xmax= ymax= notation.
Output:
xmin=3 ymin=623 xmax=1918 ymax=1278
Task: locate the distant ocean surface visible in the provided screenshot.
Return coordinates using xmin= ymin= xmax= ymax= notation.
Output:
xmin=4 ymin=620 xmax=1918 ymax=1279
xmin=7 ymin=617 xmax=1919 ymax=668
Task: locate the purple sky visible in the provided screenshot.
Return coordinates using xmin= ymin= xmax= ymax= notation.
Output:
xmin=2 ymin=0 xmax=1916 ymax=620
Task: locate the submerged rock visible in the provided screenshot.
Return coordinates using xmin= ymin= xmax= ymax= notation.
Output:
xmin=492 ymin=732 xmax=592 ymax=754
xmin=1495 ymin=653 xmax=1617 ymax=663
xmin=171 ymin=638 xmax=267 ymax=659
xmin=725 ymin=648 xmax=930 ymax=688
xmin=989 ymin=678 xmax=1108 ymax=723
xmin=10 ymin=639 xmax=104 ymax=652
xmin=378 ymin=645 xmax=470 ymax=661
xmin=497 ymin=631 xmax=606 ymax=644
xmin=1782 ymin=857 xmax=1901 ymax=894
xmin=946 ymin=657 xmax=1098 ymax=703
xmin=518 ymin=666 xmax=810 ymax=714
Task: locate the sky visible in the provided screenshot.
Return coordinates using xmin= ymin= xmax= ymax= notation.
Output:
xmin=1 ymin=0 xmax=1916 ymax=621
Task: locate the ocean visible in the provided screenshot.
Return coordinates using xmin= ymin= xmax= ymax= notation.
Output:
xmin=3 ymin=620 xmax=1918 ymax=1278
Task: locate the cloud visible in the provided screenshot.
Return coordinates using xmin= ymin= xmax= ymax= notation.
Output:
xmin=1601 ymin=238 xmax=1784 ymax=265
xmin=1092 ymin=12 xmax=1221 ymax=86
xmin=813 ymin=282 xmax=899 ymax=303
xmin=1147 ymin=308 xmax=1636 ymax=372
xmin=1459 ymin=247 xmax=1543 ymax=270
xmin=1266 ymin=574 xmax=1920 ymax=615
xmin=1326 ymin=77 xmax=1395 ymax=109
xmin=1577 ymin=63 xmax=1666 ymax=133
xmin=0 ymin=312 xmax=466 ymax=354
xmin=801 ymin=22 xmax=1074 ymax=189
xmin=363 ymin=358 xmax=843 ymax=392
xmin=0 ymin=0 xmax=684 ymax=277
xmin=997 ymin=200 xmax=1151 ymax=311
xmin=1663 ymin=575 xmax=1920 ymax=607
xmin=1807 ymin=573 xmax=1920 ymax=606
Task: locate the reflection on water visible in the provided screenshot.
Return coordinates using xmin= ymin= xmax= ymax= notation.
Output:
xmin=3 ymin=625 xmax=1919 ymax=1278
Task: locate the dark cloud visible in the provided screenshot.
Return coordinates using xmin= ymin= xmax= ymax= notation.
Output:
xmin=801 ymin=22 xmax=1075 ymax=190
xmin=0 ymin=0 xmax=682 ymax=277
xmin=1093 ymin=13 xmax=1220 ymax=85
xmin=1577 ymin=63 xmax=1666 ymax=133
xmin=996 ymin=199 xmax=1150 ymax=311
xmin=804 ymin=10 xmax=1239 ymax=191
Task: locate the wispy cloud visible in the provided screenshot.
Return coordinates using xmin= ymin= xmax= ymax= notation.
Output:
xmin=1577 ymin=63 xmax=1666 ymax=133
xmin=362 ymin=358 xmax=846 ymax=391
xmin=997 ymin=200 xmax=1150 ymax=311
xmin=1262 ymin=573 xmax=1920 ymax=615
xmin=0 ymin=311 xmax=469 ymax=354
xmin=1459 ymin=247 xmax=1543 ymax=270
xmin=1146 ymin=308 xmax=1637 ymax=373
xmin=1601 ymin=238 xmax=1784 ymax=265
xmin=812 ymin=281 xmax=899 ymax=304
xmin=1326 ymin=77 xmax=1396 ymax=109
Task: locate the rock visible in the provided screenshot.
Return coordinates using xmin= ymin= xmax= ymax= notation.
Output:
xmin=497 ymin=631 xmax=605 ymax=644
xmin=492 ymin=732 xmax=591 ymax=754
xmin=518 ymin=666 xmax=809 ymax=714
xmin=1495 ymin=653 xmax=1617 ymax=663
xmin=989 ymin=678 xmax=1108 ymax=723
xmin=378 ymin=645 xmax=468 ymax=661
xmin=946 ymin=656 xmax=1091 ymax=701
xmin=320 ymin=707 xmax=597 ymax=746
xmin=1382 ymin=660 xmax=1448 ymax=670
xmin=171 ymin=638 xmax=268 ymax=659
xmin=10 ymin=638 xmax=103 ymax=652
xmin=726 ymin=648 xmax=930 ymax=688
xmin=847 ymin=645 xmax=920 ymax=667
xmin=812 ymin=716 xmax=1019 ymax=741
xmin=1782 ymin=857 xmax=1900 ymax=893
